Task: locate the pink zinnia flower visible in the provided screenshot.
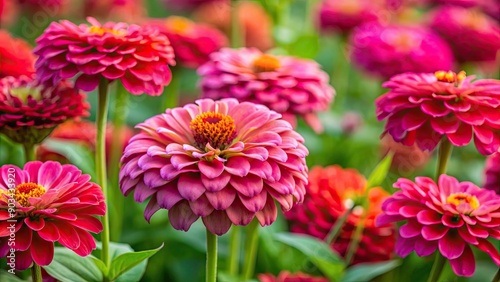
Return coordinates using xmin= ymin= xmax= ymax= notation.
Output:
xmin=198 ymin=48 xmax=334 ymax=133
xmin=142 ymin=16 xmax=228 ymax=68
xmin=0 ymin=161 xmax=106 ymax=270
xmin=83 ymin=0 xmax=146 ymax=22
xmin=376 ymin=70 xmax=500 ymax=155
xmin=319 ymin=0 xmax=384 ymax=33
xmin=377 ymin=174 xmax=500 ymax=276
xmin=34 ymin=17 xmax=176 ymax=96
xmin=350 ymin=23 xmax=455 ymax=79
xmin=119 ymin=98 xmax=308 ymax=235
xmin=432 ymin=0 xmax=500 ymax=20
xmin=430 ymin=6 xmax=500 ymax=63
xmin=483 ymin=153 xmax=500 ymax=194
xmin=285 ymin=165 xmax=396 ymax=265
xmin=0 ymin=76 xmax=89 ymax=145
xmin=0 ymin=30 xmax=36 ymax=79
xmin=258 ymin=271 xmax=328 ymax=282
xmin=163 ymin=0 xmax=224 ymax=11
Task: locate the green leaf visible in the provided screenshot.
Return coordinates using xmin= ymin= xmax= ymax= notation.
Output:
xmin=366 ymin=152 xmax=394 ymax=189
xmin=43 ymin=247 xmax=103 ymax=282
xmin=274 ymin=233 xmax=345 ymax=281
xmin=90 ymin=256 xmax=108 ymax=277
xmin=108 ymin=243 xmax=164 ymax=281
xmin=0 ymin=270 xmax=28 ymax=282
xmin=341 ymin=260 xmax=401 ymax=282
xmin=288 ymin=33 xmax=320 ymax=59
xmin=41 ymin=139 xmax=96 ymax=180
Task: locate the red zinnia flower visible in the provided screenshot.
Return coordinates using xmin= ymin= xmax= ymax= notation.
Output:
xmin=34 ymin=17 xmax=175 ymax=96
xmin=285 ymin=165 xmax=396 ymax=265
xmin=258 ymin=271 xmax=328 ymax=282
xmin=120 ymin=99 xmax=308 ymax=235
xmin=0 ymin=161 xmax=106 ymax=270
xmin=376 ymin=70 xmax=500 ymax=155
xmin=483 ymin=153 xmax=500 ymax=194
xmin=0 ymin=30 xmax=36 ymax=79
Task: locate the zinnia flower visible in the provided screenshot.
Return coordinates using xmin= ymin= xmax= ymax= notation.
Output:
xmin=198 ymin=48 xmax=334 ymax=133
xmin=285 ymin=165 xmax=396 ymax=265
xmin=258 ymin=271 xmax=328 ymax=282
xmin=0 ymin=0 xmax=19 ymax=29
xmin=381 ymin=135 xmax=431 ymax=176
xmin=0 ymin=76 xmax=89 ymax=145
xmin=319 ymin=0 xmax=384 ymax=33
xmin=376 ymin=70 xmax=500 ymax=155
xmin=430 ymin=6 xmax=500 ymax=63
xmin=142 ymin=16 xmax=227 ymax=68
xmin=163 ymin=0 xmax=223 ymax=11
xmin=119 ymin=98 xmax=308 ymax=235
xmin=377 ymin=174 xmax=500 ymax=276
xmin=0 ymin=30 xmax=36 ymax=78
xmin=432 ymin=0 xmax=500 ymax=20
xmin=34 ymin=17 xmax=175 ymax=96
xmin=350 ymin=23 xmax=455 ymax=79
xmin=83 ymin=0 xmax=146 ymax=22
xmin=483 ymin=153 xmax=500 ymax=194
xmin=0 ymin=161 xmax=106 ymax=269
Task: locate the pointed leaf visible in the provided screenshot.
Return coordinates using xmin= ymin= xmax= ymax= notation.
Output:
xmin=43 ymin=247 xmax=102 ymax=282
xmin=108 ymin=243 xmax=164 ymax=281
xmin=366 ymin=152 xmax=394 ymax=189
xmin=341 ymin=260 xmax=401 ymax=282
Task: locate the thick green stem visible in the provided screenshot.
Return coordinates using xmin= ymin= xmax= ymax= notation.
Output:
xmin=206 ymin=230 xmax=218 ymax=282
xmin=230 ymin=0 xmax=243 ymax=48
xmin=427 ymin=253 xmax=446 ymax=282
xmin=96 ymin=79 xmax=111 ymax=270
xmin=162 ymin=68 xmax=180 ymax=111
xmin=23 ymin=143 xmax=36 ymax=162
xmin=227 ymin=225 xmax=241 ymax=276
xmin=436 ymin=138 xmax=453 ymax=178
xmin=109 ymin=83 xmax=129 ymax=242
xmin=242 ymin=219 xmax=259 ymax=280
xmin=31 ymin=263 xmax=42 ymax=282
xmin=325 ymin=206 xmax=353 ymax=245
xmin=492 ymin=268 xmax=500 ymax=282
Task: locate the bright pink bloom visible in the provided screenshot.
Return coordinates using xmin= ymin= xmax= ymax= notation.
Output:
xmin=350 ymin=23 xmax=455 ymax=79
xmin=432 ymin=0 xmax=500 ymax=20
xmin=258 ymin=271 xmax=328 ymax=282
xmin=0 ymin=30 xmax=36 ymax=78
xmin=377 ymin=174 xmax=500 ymax=277
xmin=319 ymin=0 xmax=383 ymax=33
xmin=119 ymin=98 xmax=308 ymax=235
xmin=198 ymin=48 xmax=334 ymax=133
xmin=483 ymin=153 xmax=500 ymax=194
xmin=163 ymin=0 xmax=224 ymax=11
xmin=376 ymin=71 xmax=500 ymax=155
xmin=430 ymin=6 xmax=500 ymax=63
xmin=142 ymin=16 xmax=228 ymax=68
xmin=34 ymin=17 xmax=175 ymax=96
xmin=0 ymin=161 xmax=106 ymax=270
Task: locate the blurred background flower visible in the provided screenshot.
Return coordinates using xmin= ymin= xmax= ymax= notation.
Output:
xmin=0 ymin=30 xmax=36 ymax=78
xmin=258 ymin=271 xmax=329 ymax=282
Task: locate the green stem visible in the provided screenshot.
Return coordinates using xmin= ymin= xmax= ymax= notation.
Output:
xmin=492 ymin=268 xmax=500 ymax=282
xmin=436 ymin=138 xmax=453 ymax=178
xmin=96 ymin=79 xmax=111 ymax=270
xmin=230 ymin=0 xmax=243 ymax=48
xmin=325 ymin=206 xmax=353 ymax=245
xmin=206 ymin=230 xmax=218 ymax=282
xmin=162 ymin=68 xmax=180 ymax=111
xmin=109 ymin=83 xmax=129 ymax=242
xmin=23 ymin=143 xmax=36 ymax=162
xmin=227 ymin=225 xmax=241 ymax=276
xmin=427 ymin=253 xmax=446 ymax=282
xmin=242 ymin=219 xmax=259 ymax=280
xmin=345 ymin=209 xmax=367 ymax=265
xmin=31 ymin=263 xmax=42 ymax=282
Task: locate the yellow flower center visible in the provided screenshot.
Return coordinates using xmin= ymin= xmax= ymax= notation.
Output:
xmin=15 ymin=183 xmax=46 ymax=207
xmin=11 ymin=86 xmax=42 ymax=104
xmin=88 ymin=26 xmax=125 ymax=36
xmin=434 ymin=70 xmax=466 ymax=84
xmin=252 ymin=54 xmax=281 ymax=73
xmin=166 ymin=16 xmax=193 ymax=34
xmin=446 ymin=193 xmax=479 ymax=210
xmin=190 ymin=112 xmax=236 ymax=149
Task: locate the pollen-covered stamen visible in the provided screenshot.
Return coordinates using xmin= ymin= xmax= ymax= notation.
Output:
xmin=15 ymin=182 xmax=46 ymax=207
xmin=434 ymin=70 xmax=466 ymax=85
xmin=446 ymin=192 xmax=479 ymax=210
xmin=252 ymin=54 xmax=281 ymax=73
xmin=166 ymin=16 xmax=192 ymax=34
xmin=88 ymin=26 xmax=125 ymax=36
xmin=10 ymin=86 xmax=42 ymax=104
xmin=190 ymin=112 xmax=237 ymax=149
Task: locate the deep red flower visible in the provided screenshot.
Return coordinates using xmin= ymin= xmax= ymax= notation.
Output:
xmin=258 ymin=271 xmax=328 ymax=282
xmin=0 ymin=30 xmax=36 ymax=79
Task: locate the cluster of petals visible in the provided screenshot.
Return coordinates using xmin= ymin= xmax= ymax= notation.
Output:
xmin=0 ymin=30 xmax=36 ymax=78
xmin=376 ymin=71 xmax=500 ymax=155
xmin=318 ymin=0 xmax=384 ymax=33
xmin=142 ymin=16 xmax=227 ymax=68
xmin=350 ymin=23 xmax=455 ymax=79
xmin=0 ymin=161 xmax=106 ymax=269
xmin=483 ymin=153 xmax=500 ymax=194
xmin=377 ymin=174 xmax=500 ymax=276
xmin=430 ymin=6 xmax=500 ymax=63
xmin=119 ymin=98 xmax=308 ymax=235
xmin=285 ymin=165 xmax=396 ymax=265
xmin=198 ymin=48 xmax=334 ymax=133
xmin=34 ymin=17 xmax=175 ymax=96
xmin=258 ymin=271 xmax=328 ymax=282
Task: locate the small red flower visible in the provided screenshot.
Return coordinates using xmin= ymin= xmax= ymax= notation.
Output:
xmin=0 ymin=30 xmax=36 ymax=79
xmin=258 ymin=271 xmax=328 ymax=282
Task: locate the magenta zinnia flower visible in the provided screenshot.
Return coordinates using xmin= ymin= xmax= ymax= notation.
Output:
xmin=119 ymin=98 xmax=308 ymax=235
xmin=483 ymin=153 xmax=500 ymax=194
xmin=376 ymin=70 xmax=500 ymax=155
xmin=142 ymin=16 xmax=228 ymax=68
xmin=258 ymin=271 xmax=329 ymax=282
xmin=0 ymin=161 xmax=106 ymax=270
xmin=0 ymin=76 xmax=89 ymax=145
xmin=34 ymin=17 xmax=175 ymax=96
xmin=377 ymin=174 xmax=500 ymax=276
xmin=350 ymin=23 xmax=455 ymax=79
xmin=319 ymin=0 xmax=383 ymax=34
xmin=198 ymin=48 xmax=334 ymax=133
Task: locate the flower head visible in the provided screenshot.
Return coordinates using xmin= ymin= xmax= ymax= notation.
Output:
xmin=376 ymin=71 xmax=500 ymax=155
xmin=119 ymin=98 xmax=308 ymax=235
xmin=350 ymin=23 xmax=455 ymax=79
xmin=142 ymin=16 xmax=227 ymax=68
xmin=432 ymin=0 xmax=500 ymax=20
xmin=319 ymin=0 xmax=384 ymax=33
xmin=483 ymin=153 xmax=500 ymax=194
xmin=285 ymin=165 xmax=396 ymax=265
xmin=0 ymin=76 xmax=89 ymax=145
xmin=430 ymin=6 xmax=500 ymax=63
xmin=198 ymin=48 xmax=334 ymax=133
xmin=163 ymin=0 xmax=224 ymax=11
xmin=34 ymin=17 xmax=176 ymax=96
xmin=0 ymin=30 xmax=36 ymax=78
xmin=0 ymin=161 xmax=106 ymax=269
xmin=258 ymin=271 xmax=328 ymax=282
xmin=84 ymin=0 xmax=146 ymax=22
xmin=377 ymin=174 xmax=500 ymax=276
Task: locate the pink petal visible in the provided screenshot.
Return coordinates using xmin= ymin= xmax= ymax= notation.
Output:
xmin=189 ymin=195 xmax=214 ymax=217
xmin=198 ymin=160 xmax=224 ymax=179
xmin=438 ymin=231 xmax=465 ymax=260
xmin=202 ymin=210 xmax=232 ymax=236
xmin=205 ymin=188 xmax=236 ymax=210
xmin=169 ymin=201 xmax=198 ymax=232
xmin=226 ymin=198 xmax=255 ymax=225
xmin=255 ymin=194 xmax=277 ymax=226
xmin=230 ymin=175 xmax=263 ymax=198
xmin=449 ymin=245 xmax=475 ymax=277
xmin=201 ymin=172 xmax=231 ymax=192
xmin=24 ymin=217 xmax=45 ymax=231
xmin=177 ymin=174 xmax=205 ymax=201
xmin=224 ymin=157 xmax=251 ymax=177
xmin=31 ymin=233 xmax=54 ymax=266
xmin=37 ymin=221 xmax=60 ymax=242
xmin=422 ymin=224 xmax=448 ymax=241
